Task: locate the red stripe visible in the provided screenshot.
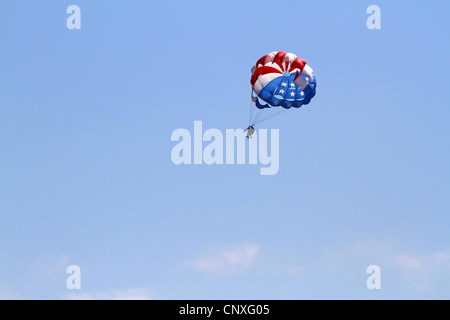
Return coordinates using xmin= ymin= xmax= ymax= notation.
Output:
xmin=256 ymin=55 xmax=268 ymax=67
xmin=289 ymin=57 xmax=306 ymax=72
xmin=273 ymin=51 xmax=287 ymax=70
xmin=250 ymin=66 xmax=282 ymax=85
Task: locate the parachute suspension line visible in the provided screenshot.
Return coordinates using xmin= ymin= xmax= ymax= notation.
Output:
xmin=251 ymin=107 xmax=265 ymax=126
xmin=249 ymin=89 xmax=260 ymax=127
xmin=248 ymin=99 xmax=254 ymax=128
xmin=251 ymin=104 xmax=278 ymax=127
xmin=253 ymin=107 xmax=288 ymax=126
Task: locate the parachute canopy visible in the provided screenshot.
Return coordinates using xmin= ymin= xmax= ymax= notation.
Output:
xmin=250 ymin=51 xmax=317 ymax=110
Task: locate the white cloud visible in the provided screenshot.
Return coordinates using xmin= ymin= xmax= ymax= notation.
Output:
xmin=393 ymin=252 xmax=450 ymax=272
xmin=64 ymin=288 xmax=153 ymax=300
xmin=320 ymin=240 xmax=450 ymax=294
xmin=392 ymin=251 xmax=450 ymax=292
xmin=393 ymin=254 xmax=426 ymax=272
xmin=319 ymin=240 xmax=394 ymax=275
xmin=184 ymin=244 xmax=260 ymax=275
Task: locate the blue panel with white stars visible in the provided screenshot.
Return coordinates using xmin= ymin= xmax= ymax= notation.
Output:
xmin=255 ymin=74 xmax=317 ymax=109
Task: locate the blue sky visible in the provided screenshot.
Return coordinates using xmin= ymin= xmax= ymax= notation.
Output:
xmin=0 ymin=0 xmax=449 ymax=299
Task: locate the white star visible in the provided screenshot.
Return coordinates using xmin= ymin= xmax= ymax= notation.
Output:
xmin=290 ymin=92 xmax=295 ymax=97
xmin=279 ymin=89 xmax=285 ymax=94
xmin=305 ymin=77 xmax=309 ymax=81
xmin=300 ymin=92 xmax=305 ymax=96
xmin=290 ymin=83 xmax=295 ymax=87
xmin=281 ymin=83 xmax=287 ymax=87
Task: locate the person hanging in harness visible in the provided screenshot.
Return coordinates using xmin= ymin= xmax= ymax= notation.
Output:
xmin=246 ymin=126 xmax=255 ymax=139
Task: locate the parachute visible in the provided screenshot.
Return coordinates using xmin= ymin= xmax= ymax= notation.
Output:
xmin=248 ymin=51 xmax=317 ymax=126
